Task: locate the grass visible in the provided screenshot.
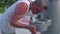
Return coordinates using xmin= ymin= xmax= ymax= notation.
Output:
xmin=0 ymin=7 xmax=5 ymax=13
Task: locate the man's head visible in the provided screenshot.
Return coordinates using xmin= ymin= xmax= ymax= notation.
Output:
xmin=28 ymin=0 xmax=32 ymax=3
xmin=35 ymin=0 xmax=42 ymax=6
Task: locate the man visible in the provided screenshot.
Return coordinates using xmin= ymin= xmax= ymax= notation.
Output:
xmin=31 ymin=0 xmax=47 ymax=19
xmin=0 ymin=0 xmax=37 ymax=34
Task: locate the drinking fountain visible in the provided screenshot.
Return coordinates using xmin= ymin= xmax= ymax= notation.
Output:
xmin=30 ymin=14 xmax=52 ymax=34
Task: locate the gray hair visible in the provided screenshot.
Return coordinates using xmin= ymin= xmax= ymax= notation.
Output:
xmin=35 ymin=0 xmax=42 ymax=6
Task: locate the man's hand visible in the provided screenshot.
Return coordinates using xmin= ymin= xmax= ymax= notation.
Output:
xmin=28 ymin=26 xmax=37 ymax=34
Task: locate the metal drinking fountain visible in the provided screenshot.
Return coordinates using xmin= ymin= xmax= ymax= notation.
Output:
xmin=30 ymin=14 xmax=52 ymax=34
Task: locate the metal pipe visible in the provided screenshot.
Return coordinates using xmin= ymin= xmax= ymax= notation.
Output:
xmin=42 ymin=0 xmax=60 ymax=34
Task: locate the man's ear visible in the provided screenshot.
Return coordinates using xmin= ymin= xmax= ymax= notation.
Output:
xmin=44 ymin=6 xmax=47 ymax=10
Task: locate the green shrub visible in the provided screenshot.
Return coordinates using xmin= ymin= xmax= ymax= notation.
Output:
xmin=0 ymin=0 xmax=17 ymax=13
xmin=0 ymin=7 xmax=5 ymax=13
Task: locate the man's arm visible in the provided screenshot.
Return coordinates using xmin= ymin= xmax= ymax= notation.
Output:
xmin=10 ymin=2 xmax=37 ymax=34
xmin=10 ymin=2 xmax=30 ymax=28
